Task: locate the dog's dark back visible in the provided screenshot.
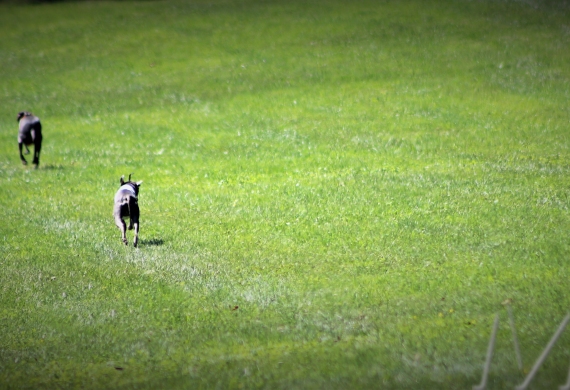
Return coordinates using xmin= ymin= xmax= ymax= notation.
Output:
xmin=18 ymin=112 xmax=42 ymax=145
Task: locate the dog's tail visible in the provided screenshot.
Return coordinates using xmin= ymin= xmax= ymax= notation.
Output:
xmin=117 ymin=195 xmax=131 ymax=217
xmin=120 ymin=195 xmax=133 ymax=212
xmin=123 ymin=196 xmax=131 ymax=216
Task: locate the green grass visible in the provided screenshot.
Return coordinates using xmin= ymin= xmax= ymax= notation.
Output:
xmin=1 ymin=0 xmax=569 ymax=388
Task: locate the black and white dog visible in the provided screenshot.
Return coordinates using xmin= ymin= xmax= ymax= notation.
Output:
xmin=17 ymin=111 xmax=42 ymax=167
xmin=113 ymin=174 xmax=142 ymax=247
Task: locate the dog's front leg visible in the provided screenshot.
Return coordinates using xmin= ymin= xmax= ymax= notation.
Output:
xmin=133 ymin=221 xmax=139 ymax=248
xmin=115 ymin=215 xmax=128 ymax=245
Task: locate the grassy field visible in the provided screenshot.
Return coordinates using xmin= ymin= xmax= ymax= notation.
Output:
xmin=1 ymin=0 xmax=569 ymax=388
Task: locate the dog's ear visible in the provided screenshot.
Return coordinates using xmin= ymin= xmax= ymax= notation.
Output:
xmin=17 ymin=112 xmax=25 ymax=122
xmin=120 ymin=175 xmax=125 ymax=185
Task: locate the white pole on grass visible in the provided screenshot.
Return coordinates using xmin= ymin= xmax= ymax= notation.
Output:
xmin=515 ymin=313 xmax=570 ymax=390
xmin=473 ymin=313 xmax=500 ymax=390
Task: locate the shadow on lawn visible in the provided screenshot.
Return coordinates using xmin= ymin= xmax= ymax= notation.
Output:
xmin=41 ymin=164 xmax=65 ymax=170
xmin=140 ymin=238 xmax=164 ymax=247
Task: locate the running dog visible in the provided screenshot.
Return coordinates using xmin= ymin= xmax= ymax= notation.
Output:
xmin=113 ymin=174 xmax=142 ymax=247
xmin=17 ymin=111 xmax=42 ymax=167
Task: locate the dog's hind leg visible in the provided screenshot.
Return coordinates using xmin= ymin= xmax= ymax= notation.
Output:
xmin=128 ymin=196 xmax=140 ymax=247
xmin=115 ymin=215 xmax=128 ymax=245
xmin=19 ymin=142 xmax=27 ymax=165
xmin=32 ymin=125 xmax=42 ymax=167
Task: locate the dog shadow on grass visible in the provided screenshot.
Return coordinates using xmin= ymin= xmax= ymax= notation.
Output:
xmin=139 ymin=238 xmax=164 ymax=247
xmin=41 ymin=164 xmax=65 ymax=170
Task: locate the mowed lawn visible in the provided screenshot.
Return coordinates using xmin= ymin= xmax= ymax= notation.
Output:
xmin=0 ymin=0 xmax=569 ymax=388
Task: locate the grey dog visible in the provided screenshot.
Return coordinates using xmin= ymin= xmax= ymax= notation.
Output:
xmin=17 ymin=111 xmax=42 ymax=167
xmin=113 ymin=174 xmax=142 ymax=247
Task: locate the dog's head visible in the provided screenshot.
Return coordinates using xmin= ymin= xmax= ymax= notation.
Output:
xmin=17 ymin=112 xmax=30 ymax=122
xmin=120 ymin=174 xmax=142 ymax=196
